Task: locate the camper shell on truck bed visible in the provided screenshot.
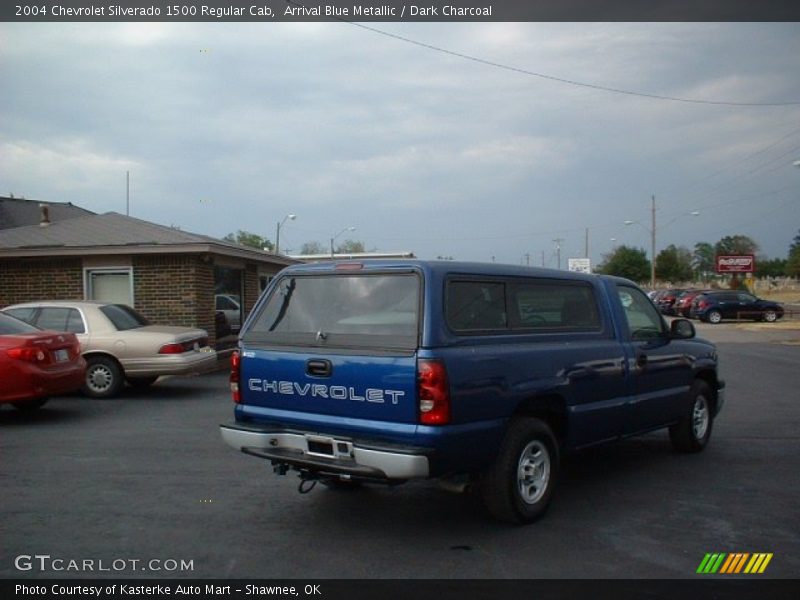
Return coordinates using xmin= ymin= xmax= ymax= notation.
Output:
xmin=221 ymin=260 xmax=724 ymax=523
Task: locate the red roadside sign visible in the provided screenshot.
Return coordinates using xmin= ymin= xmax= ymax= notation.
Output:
xmin=715 ymin=255 xmax=755 ymax=273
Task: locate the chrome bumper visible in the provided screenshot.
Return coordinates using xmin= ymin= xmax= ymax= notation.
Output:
xmin=220 ymin=424 xmax=429 ymax=480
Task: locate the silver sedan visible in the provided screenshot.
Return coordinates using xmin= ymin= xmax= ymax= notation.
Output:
xmin=2 ymin=301 xmax=217 ymax=398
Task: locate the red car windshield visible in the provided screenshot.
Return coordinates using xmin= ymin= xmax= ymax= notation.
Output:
xmin=0 ymin=312 xmax=41 ymax=335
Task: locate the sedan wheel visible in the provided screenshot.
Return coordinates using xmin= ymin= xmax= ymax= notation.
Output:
xmin=82 ymin=356 xmax=123 ymax=399
xmin=763 ymin=310 xmax=778 ymax=323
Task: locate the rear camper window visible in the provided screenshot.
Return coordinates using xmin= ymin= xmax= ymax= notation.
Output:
xmin=246 ymin=274 xmax=420 ymax=350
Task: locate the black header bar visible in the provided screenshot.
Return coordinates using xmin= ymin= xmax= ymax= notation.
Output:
xmin=3 ymin=0 xmax=800 ymax=22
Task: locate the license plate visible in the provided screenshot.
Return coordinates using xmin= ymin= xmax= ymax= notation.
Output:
xmin=305 ymin=435 xmax=353 ymax=458
xmin=54 ymin=349 xmax=69 ymax=362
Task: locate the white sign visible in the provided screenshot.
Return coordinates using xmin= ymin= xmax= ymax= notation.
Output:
xmin=568 ymin=258 xmax=592 ymax=274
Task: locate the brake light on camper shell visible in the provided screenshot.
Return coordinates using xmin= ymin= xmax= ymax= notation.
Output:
xmin=418 ymin=359 xmax=450 ymax=425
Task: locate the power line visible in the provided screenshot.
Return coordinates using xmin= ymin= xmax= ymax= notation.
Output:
xmin=304 ymin=9 xmax=800 ymax=107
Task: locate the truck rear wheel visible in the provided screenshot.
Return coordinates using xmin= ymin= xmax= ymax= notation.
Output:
xmin=479 ymin=417 xmax=559 ymax=524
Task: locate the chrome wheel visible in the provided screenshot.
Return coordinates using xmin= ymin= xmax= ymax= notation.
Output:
xmin=517 ymin=440 xmax=551 ymax=505
xmin=692 ymin=395 xmax=709 ymax=440
xmin=707 ymin=310 xmax=722 ymax=324
xmin=763 ymin=310 xmax=777 ymax=323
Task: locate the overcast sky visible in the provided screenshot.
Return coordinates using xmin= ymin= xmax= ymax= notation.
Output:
xmin=2 ymin=21 xmax=799 ymax=266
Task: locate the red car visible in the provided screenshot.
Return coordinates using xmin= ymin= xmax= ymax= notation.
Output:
xmin=674 ymin=290 xmax=711 ymax=318
xmin=0 ymin=312 xmax=86 ymax=411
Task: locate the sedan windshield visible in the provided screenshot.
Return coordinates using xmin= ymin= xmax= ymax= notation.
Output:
xmin=100 ymin=304 xmax=151 ymax=331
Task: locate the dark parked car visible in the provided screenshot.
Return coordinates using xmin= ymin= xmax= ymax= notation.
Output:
xmin=690 ymin=291 xmax=784 ymax=324
xmin=0 ymin=313 xmax=86 ymax=410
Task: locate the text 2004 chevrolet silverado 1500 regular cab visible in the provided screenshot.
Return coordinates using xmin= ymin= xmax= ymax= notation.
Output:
xmin=221 ymin=260 xmax=724 ymax=523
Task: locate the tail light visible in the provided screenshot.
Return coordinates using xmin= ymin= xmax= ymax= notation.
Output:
xmin=418 ymin=359 xmax=450 ymax=425
xmin=6 ymin=347 xmax=47 ymax=362
xmin=230 ymin=351 xmax=241 ymax=403
xmin=159 ymin=338 xmax=205 ymax=354
xmin=159 ymin=343 xmax=185 ymax=354
xmin=697 ymin=300 xmax=709 ymax=309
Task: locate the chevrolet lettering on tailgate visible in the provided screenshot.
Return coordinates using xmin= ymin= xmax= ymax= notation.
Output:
xmin=247 ymin=379 xmax=405 ymax=404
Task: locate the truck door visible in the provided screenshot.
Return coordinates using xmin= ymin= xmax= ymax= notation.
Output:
xmin=615 ymin=285 xmax=693 ymax=434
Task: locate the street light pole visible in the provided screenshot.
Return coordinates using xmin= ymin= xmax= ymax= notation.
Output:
xmin=275 ymin=213 xmax=296 ymax=255
xmin=650 ymin=195 xmax=656 ymax=288
xmin=330 ymin=226 xmax=356 ymax=258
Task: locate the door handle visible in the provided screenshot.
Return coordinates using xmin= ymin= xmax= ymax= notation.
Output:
xmin=306 ymin=359 xmax=332 ymax=377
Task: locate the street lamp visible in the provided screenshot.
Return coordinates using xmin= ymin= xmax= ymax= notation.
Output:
xmin=274 ymin=214 xmax=296 ymax=255
xmin=330 ymin=226 xmax=356 ymax=258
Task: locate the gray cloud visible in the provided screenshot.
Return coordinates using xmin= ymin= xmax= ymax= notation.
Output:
xmin=1 ymin=22 xmax=799 ymax=264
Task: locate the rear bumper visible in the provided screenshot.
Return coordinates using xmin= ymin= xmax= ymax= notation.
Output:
xmin=220 ymin=423 xmax=430 ymax=480
xmin=120 ymin=349 xmax=217 ymax=377
xmin=0 ymin=361 xmax=85 ymax=404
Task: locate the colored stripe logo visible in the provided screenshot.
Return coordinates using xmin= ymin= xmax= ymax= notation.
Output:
xmin=697 ymin=553 xmax=773 ymax=574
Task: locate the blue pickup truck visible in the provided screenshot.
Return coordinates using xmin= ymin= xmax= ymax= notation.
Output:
xmin=221 ymin=260 xmax=724 ymax=523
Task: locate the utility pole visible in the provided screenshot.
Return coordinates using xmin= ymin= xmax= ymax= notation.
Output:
xmin=126 ymin=171 xmax=130 ymax=216
xmin=584 ymin=228 xmax=589 ymax=258
xmin=524 ymin=253 xmax=530 ymax=267
xmin=552 ymin=238 xmax=564 ymax=270
xmin=650 ymin=195 xmax=656 ymax=287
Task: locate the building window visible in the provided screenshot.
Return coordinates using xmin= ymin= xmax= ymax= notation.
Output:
xmin=259 ymin=274 xmax=273 ymax=293
xmin=214 ymin=265 xmax=243 ymax=349
xmin=85 ymin=268 xmax=133 ymax=305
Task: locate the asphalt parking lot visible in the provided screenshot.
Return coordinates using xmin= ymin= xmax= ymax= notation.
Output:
xmin=2 ymin=322 xmax=799 ymax=580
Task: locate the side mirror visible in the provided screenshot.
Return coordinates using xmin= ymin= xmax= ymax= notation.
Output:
xmin=670 ymin=318 xmax=695 ymax=339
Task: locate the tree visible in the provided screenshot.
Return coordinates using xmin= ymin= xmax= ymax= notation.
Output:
xmin=224 ymin=230 xmax=273 ymax=251
xmin=300 ymin=241 xmax=325 ymax=255
xmin=756 ymin=258 xmax=787 ymax=278
xmin=787 ymin=229 xmax=800 ymax=277
xmin=336 ymin=239 xmax=366 ymax=254
xmin=597 ymin=245 xmax=651 ymax=282
xmin=655 ymin=245 xmax=693 ymax=282
xmin=714 ymin=235 xmax=759 ymax=256
xmin=692 ymin=242 xmax=715 ymax=279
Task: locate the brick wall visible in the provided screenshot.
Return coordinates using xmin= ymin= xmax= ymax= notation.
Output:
xmin=1 ymin=252 xmax=282 ymax=348
xmin=133 ymin=254 xmax=216 ymax=343
xmin=0 ymin=257 xmax=83 ymax=307
xmin=244 ymin=263 xmax=260 ymax=315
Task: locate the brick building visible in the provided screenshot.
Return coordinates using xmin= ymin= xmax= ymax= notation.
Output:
xmin=0 ymin=208 xmax=294 ymax=349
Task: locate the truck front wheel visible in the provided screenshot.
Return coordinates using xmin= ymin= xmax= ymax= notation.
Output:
xmin=479 ymin=417 xmax=559 ymax=524
xmin=669 ymin=380 xmax=714 ymax=453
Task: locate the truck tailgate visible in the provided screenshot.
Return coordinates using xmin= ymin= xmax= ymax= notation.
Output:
xmin=239 ymin=348 xmax=419 ymax=424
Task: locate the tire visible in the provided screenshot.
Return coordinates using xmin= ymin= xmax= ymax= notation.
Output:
xmin=127 ymin=376 xmax=159 ymax=389
xmin=669 ymin=380 xmax=714 ymax=453
xmin=706 ymin=310 xmax=722 ymax=324
xmin=82 ymin=356 xmax=123 ymax=399
xmin=12 ymin=398 xmax=48 ymax=411
xmin=762 ymin=310 xmax=778 ymax=323
xmin=479 ymin=417 xmax=559 ymax=524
